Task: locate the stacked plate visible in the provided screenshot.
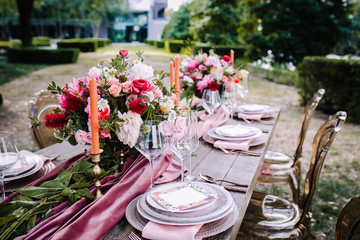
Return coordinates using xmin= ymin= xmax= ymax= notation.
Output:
xmin=126 ymin=182 xmax=239 ymax=238
xmin=4 ymin=151 xmax=55 ymax=191
xmin=236 ymin=104 xmax=271 ymax=114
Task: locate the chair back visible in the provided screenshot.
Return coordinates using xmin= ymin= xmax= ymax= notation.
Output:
xmin=29 ymin=90 xmax=60 ymax=149
xmin=335 ymin=196 xmax=360 ymax=240
xmin=298 ymin=111 xmax=347 ymax=225
xmin=292 ymin=89 xmax=325 ymax=164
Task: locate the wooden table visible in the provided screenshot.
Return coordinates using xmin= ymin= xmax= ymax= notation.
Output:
xmin=36 ymin=107 xmax=281 ymax=240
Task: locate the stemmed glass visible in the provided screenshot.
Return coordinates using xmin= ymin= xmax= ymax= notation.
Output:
xmin=202 ymin=89 xmax=221 ymax=115
xmin=221 ymin=81 xmax=237 ymax=124
xmin=184 ymin=110 xmax=199 ymax=183
xmin=135 ymin=121 xmax=165 ymax=189
xmin=170 ymin=111 xmax=192 ymax=182
xmin=0 ymin=131 xmax=20 ymax=201
xmin=235 ymin=75 xmax=249 ymax=104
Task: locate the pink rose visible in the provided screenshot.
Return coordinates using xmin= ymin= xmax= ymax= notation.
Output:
xmin=75 ymin=130 xmax=92 ymax=145
xmin=109 ymin=77 xmax=119 ymax=85
xmin=109 ymin=84 xmax=121 ymax=97
xmin=187 ymin=60 xmax=200 ymax=70
xmin=222 ymin=55 xmax=231 ymax=62
xmin=171 ymin=93 xmax=177 ymax=102
xmin=122 ymin=81 xmax=132 ymax=93
xmin=154 ymin=88 xmax=163 ymax=98
xmin=119 ymin=49 xmax=128 ymax=57
xmin=193 ymin=72 xmax=203 ymax=80
xmin=159 ymin=120 xmax=174 ymax=136
xmin=222 ymin=75 xmax=229 ymax=83
xmin=196 ymin=80 xmax=209 ymax=93
xmin=198 ymin=65 xmax=207 ymax=71
xmin=132 ymin=79 xmax=152 ymax=95
xmin=141 ymin=91 xmax=155 ymax=101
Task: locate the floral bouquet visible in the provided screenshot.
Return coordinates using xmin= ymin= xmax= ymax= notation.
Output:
xmin=32 ymin=50 xmax=176 ymax=171
xmin=179 ymin=50 xmax=249 ymax=105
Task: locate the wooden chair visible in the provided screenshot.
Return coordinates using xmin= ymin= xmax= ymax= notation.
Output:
xmin=257 ymin=89 xmax=325 ymax=204
xmin=237 ymin=111 xmax=347 ymax=240
xmin=29 ymin=90 xmax=60 ymax=149
xmin=335 ymin=196 xmax=360 ymax=240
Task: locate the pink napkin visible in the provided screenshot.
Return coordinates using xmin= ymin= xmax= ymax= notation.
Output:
xmin=8 ymin=148 xmax=182 ymax=240
xmin=142 ymin=222 xmax=203 ymax=240
xmin=213 ymin=139 xmax=252 ymax=151
xmin=260 ymin=166 xmax=273 ymax=176
xmin=197 ymin=108 xmax=229 ymax=138
xmin=237 ymin=112 xmax=267 ymax=121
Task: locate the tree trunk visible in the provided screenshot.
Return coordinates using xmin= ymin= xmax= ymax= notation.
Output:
xmin=16 ymin=0 xmax=34 ymax=47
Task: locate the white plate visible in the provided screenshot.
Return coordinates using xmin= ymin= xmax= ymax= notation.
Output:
xmin=236 ymin=104 xmax=270 ymax=113
xmin=147 ymin=183 xmax=218 ymax=213
xmin=4 ymin=152 xmax=44 ymax=182
xmin=6 ymin=152 xmax=37 ymax=176
xmin=137 ymin=183 xmax=234 ymax=225
xmin=215 ymin=125 xmax=256 ymax=138
xmin=208 ymin=126 xmax=262 ymax=141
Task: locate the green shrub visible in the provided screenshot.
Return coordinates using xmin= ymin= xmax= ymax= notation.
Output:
xmin=155 ymin=40 xmax=164 ymax=48
xmin=0 ymin=40 xmax=21 ymax=49
xmin=32 ymin=36 xmax=51 ymax=46
xmin=164 ymin=40 xmax=185 ymax=53
xmin=193 ymin=44 xmax=246 ymax=58
xmin=297 ymin=56 xmax=360 ymax=122
xmin=7 ymin=48 xmax=80 ymax=64
xmin=92 ymin=38 xmax=111 ymax=48
xmin=57 ymin=39 xmax=98 ymax=52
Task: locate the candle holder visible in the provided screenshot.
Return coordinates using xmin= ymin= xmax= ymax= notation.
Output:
xmin=90 ymin=149 xmax=103 ymax=200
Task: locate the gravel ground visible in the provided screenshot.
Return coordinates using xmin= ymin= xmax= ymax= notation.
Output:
xmin=0 ymin=43 xmax=358 ymax=238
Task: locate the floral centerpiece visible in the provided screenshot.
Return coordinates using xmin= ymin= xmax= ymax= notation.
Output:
xmin=179 ymin=50 xmax=249 ymax=104
xmin=32 ymin=50 xmax=176 ymax=171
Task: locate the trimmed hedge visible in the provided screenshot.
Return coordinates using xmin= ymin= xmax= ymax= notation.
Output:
xmin=297 ymin=56 xmax=360 ymax=123
xmin=33 ymin=36 xmax=51 ymax=46
xmin=193 ymin=44 xmax=246 ymax=58
xmin=57 ymin=39 xmax=98 ymax=52
xmin=155 ymin=40 xmax=164 ymax=48
xmin=0 ymin=40 xmax=21 ymax=49
xmin=164 ymin=40 xmax=185 ymax=53
xmin=7 ymin=48 xmax=80 ymax=64
xmin=92 ymin=38 xmax=111 ymax=48
xmin=145 ymin=40 xmax=156 ymax=46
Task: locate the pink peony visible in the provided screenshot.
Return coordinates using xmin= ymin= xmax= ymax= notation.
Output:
xmin=187 ymin=60 xmax=200 ymax=70
xmin=198 ymin=65 xmax=207 ymax=71
xmin=141 ymin=91 xmax=155 ymax=101
xmin=75 ymin=130 xmax=92 ymax=145
xmin=154 ymin=88 xmax=163 ymax=98
xmin=193 ymin=72 xmax=203 ymax=80
xmin=109 ymin=77 xmax=119 ymax=85
xmin=122 ymin=81 xmax=132 ymax=93
xmin=204 ymin=56 xmax=222 ymax=69
xmin=109 ymin=84 xmax=121 ymax=97
xmin=132 ymin=79 xmax=152 ymax=95
xmin=119 ymin=49 xmax=128 ymax=57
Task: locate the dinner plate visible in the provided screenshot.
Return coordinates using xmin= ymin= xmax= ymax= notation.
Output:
xmin=236 ymin=104 xmax=271 ymax=114
xmin=4 ymin=152 xmax=44 ymax=182
xmin=6 ymin=152 xmax=37 ymax=176
xmin=147 ymin=183 xmax=218 ymax=213
xmin=215 ymin=125 xmax=256 ymax=138
xmin=203 ymin=132 xmax=267 ymax=148
xmin=208 ymin=126 xmax=262 ymax=141
xmin=137 ymin=183 xmax=234 ymax=225
xmin=126 ymin=195 xmax=239 ymax=239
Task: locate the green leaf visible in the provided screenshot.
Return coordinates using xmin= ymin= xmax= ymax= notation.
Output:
xmin=61 ymin=188 xmax=75 ymax=197
xmin=68 ymin=135 xmax=77 ymax=145
xmin=69 ymin=181 xmax=89 ymax=189
xmin=54 ymin=170 xmax=73 ymax=187
xmin=77 ymin=189 xmax=94 ymax=199
xmin=69 ymin=191 xmax=82 ymax=204
xmin=40 ymin=179 xmax=66 ymax=189
xmin=71 ymin=160 xmax=93 ymax=172
xmin=41 ymin=207 xmax=52 ymax=220
xmin=0 ymin=201 xmax=38 ymax=217
xmin=26 ymin=215 xmax=36 ymax=232
xmin=16 ymin=187 xmax=62 ymax=200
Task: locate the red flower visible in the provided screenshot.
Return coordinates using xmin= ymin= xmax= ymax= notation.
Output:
xmin=129 ymin=98 xmax=147 ymax=114
xmin=59 ymin=92 xmax=85 ymax=112
xmin=222 ymin=55 xmax=231 ymax=62
xmin=132 ymin=79 xmax=151 ymax=95
xmin=44 ymin=113 xmax=67 ymax=129
xmin=99 ymin=108 xmax=110 ymax=121
xmin=234 ymin=78 xmax=240 ymax=84
xmin=208 ymin=81 xmax=219 ymax=91
xmin=119 ymin=49 xmax=128 ymax=57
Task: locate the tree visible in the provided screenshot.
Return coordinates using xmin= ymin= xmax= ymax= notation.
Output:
xmin=0 ymin=0 xmax=18 ymax=39
xmin=16 ymin=0 xmax=35 ymax=47
xmin=188 ymin=0 xmax=243 ymax=45
xmin=249 ymin=0 xmax=351 ymax=65
xmin=161 ymin=3 xmax=193 ymax=40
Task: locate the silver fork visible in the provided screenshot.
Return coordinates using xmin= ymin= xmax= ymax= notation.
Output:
xmin=128 ymin=232 xmax=141 ymax=240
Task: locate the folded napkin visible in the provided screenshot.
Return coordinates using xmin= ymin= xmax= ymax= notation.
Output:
xmin=260 ymin=166 xmax=273 ymax=176
xmin=142 ymin=222 xmax=203 ymax=240
xmin=213 ymin=139 xmax=253 ymax=151
xmin=10 ymin=149 xmax=182 ymax=240
xmin=197 ymin=108 xmax=229 ymax=138
xmin=237 ymin=112 xmax=267 ymax=121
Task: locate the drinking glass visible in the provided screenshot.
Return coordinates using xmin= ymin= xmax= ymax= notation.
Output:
xmin=0 ymin=131 xmax=20 ymax=201
xmin=221 ymin=81 xmax=237 ymax=124
xmin=235 ymin=75 xmax=249 ymax=104
xmin=135 ymin=121 xmax=165 ymax=189
xmin=202 ymin=89 xmax=221 ymax=115
xmin=170 ymin=111 xmax=192 ymax=182
xmin=184 ymin=110 xmax=199 ymax=183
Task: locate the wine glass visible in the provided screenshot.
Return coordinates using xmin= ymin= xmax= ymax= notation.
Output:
xmin=135 ymin=121 xmax=165 ymax=189
xmin=221 ymin=81 xmax=237 ymax=124
xmin=201 ymin=89 xmax=221 ymax=115
xmin=170 ymin=111 xmax=192 ymax=182
xmin=184 ymin=110 xmax=199 ymax=183
xmin=0 ymin=131 xmax=20 ymax=201
xmin=235 ymin=75 xmax=249 ymax=104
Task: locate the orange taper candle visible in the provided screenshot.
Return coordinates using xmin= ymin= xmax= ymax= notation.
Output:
xmin=174 ymin=55 xmax=180 ymax=105
xmin=230 ymin=50 xmax=234 ymax=67
xmin=89 ymin=77 xmax=100 ymax=154
xmin=170 ymin=61 xmax=174 ymax=88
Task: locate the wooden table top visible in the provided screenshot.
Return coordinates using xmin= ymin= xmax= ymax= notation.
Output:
xmin=36 ymin=107 xmax=281 ymax=240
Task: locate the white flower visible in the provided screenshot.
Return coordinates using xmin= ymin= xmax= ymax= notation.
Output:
xmin=88 ymin=67 xmax=102 ymax=77
xmin=221 ymin=59 xmax=229 ymax=68
xmin=127 ymin=63 xmax=154 ymax=82
xmin=239 ymin=69 xmax=249 ymax=79
xmin=98 ymin=98 xmax=110 ymax=111
xmin=168 ymin=110 xmax=177 ymax=123
xmin=194 ymin=53 xmax=207 ymax=62
xmin=159 ymin=95 xmax=175 ymax=113
xmin=225 ymin=66 xmax=234 ymax=75
xmin=116 ymin=111 xmax=143 ymax=148
xmin=102 ymin=67 xmax=116 ymax=80
xmin=183 ymin=75 xmax=194 ymax=84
